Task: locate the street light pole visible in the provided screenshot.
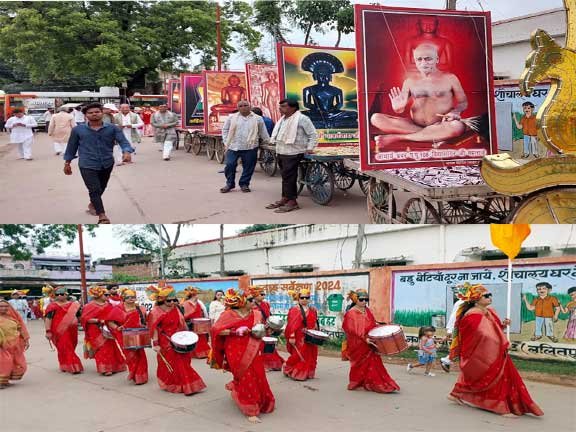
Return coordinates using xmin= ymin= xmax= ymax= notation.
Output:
xmin=77 ymin=224 xmax=87 ymax=304
xmin=158 ymin=224 xmax=165 ymax=280
xmin=446 ymin=0 xmax=457 ymax=9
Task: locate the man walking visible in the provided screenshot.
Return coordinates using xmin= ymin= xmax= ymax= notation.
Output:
xmin=113 ymin=103 xmax=143 ymax=161
xmin=42 ymin=108 xmax=54 ymax=133
xmin=73 ymin=105 xmax=85 ymax=125
xmin=5 ymin=108 xmax=37 ymax=160
xmin=220 ymin=100 xmax=270 ymax=193
xmin=48 ymin=107 xmax=76 ymax=156
xmin=266 ymin=99 xmax=317 ymax=212
xmin=63 ymin=103 xmax=134 ymax=224
xmin=151 ymin=104 xmax=179 ymax=161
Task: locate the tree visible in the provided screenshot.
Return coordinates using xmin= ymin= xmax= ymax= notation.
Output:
xmin=239 ymin=224 xmax=293 ymax=234
xmin=0 ymin=1 xmax=262 ymax=90
xmin=253 ymin=0 xmax=290 ymax=43
xmin=334 ymin=4 xmax=354 ymax=47
xmin=0 ymin=224 xmax=97 ymax=261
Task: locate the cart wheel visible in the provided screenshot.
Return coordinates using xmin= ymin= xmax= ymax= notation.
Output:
xmin=260 ymin=149 xmax=277 ymax=176
xmin=402 ymin=197 xmax=441 ymax=224
xmin=183 ymin=132 xmax=193 ymax=153
xmin=174 ymin=130 xmax=181 ymax=150
xmin=367 ymin=178 xmax=396 ymax=223
xmin=482 ymin=197 xmax=516 ymax=223
xmin=191 ymin=134 xmax=203 ymax=155
xmin=206 ymin=137 xmax=216 ymax=160
xmin=440 ymin=201 xmax=478 ymax=224
xmin=215 ymin=139 xmax=226 ymax=164
xmin=511 ymin=188 xmax=576 ymax=223
xmin=358 ymin=176 xmax=370 ymax=196
xmin=332 ymin=161 xmax=356 ymax=191
xmin=305 ymin=162 xmax=335 ymax=205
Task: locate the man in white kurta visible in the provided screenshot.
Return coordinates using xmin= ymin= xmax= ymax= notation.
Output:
xmin=220 ymin=100 xmax=270 ymax=193
xmin=5 ymin=109 xmax=37 ymax=160
xmin=8 ymin=291 xmax=30 ymax=323
xmin=48 ymin=107 xmax=76 ymax=155
xmin=113 ymin=104 xmax=143 ymax=164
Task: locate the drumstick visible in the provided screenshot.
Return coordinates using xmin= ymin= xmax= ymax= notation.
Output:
xmin=290 ymin=341 xmax=305 ymax=362
xmin=47 ymin=339 xmax=55 ymax=352
xmin=113 ymin=338 xmax=127 ymax=362
xmin=158 ymin=351 xmax=174 ymax=373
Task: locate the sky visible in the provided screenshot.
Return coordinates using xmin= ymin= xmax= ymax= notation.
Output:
xmin=44 ymin=225 xmax=251 ymax=261
xmin=227 ymin=0 xmax=565 ymax=68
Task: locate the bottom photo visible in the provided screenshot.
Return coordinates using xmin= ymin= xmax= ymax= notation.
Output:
xmin=0 ymin=224 xmax=574 ymax=431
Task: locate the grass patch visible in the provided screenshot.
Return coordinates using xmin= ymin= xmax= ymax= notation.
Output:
xmin=394 ymin=309 xmax=446 ymax=328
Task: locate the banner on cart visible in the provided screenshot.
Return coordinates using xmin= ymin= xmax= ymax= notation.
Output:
xmin=246 ymin=63 xmax=281 ymax=124
xmin=203 ymin=71 xmax=248 ymax=135
xmin=277 ymin=44 xmax=359 ymax=149
xmin=167 ymin=79 xmax=181 ymax=115
xmin=181 ymin=73 xmax=205 ymax=130
xmin=355 ymin=5 xmax=497 ymax=170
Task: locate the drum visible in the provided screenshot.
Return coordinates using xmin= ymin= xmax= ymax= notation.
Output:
xmin=192 ymin=318 xmax=211 ymax=335
xmin=262 ymin=336 xmax=278 ymax=354
xmin=101 ymin=324 xmax=114 ymax=339
xmin=266 ymin=315 xmax=285 ymax=332
xmin=122 ymin=328 xmax=151 ymax=350
xmin=170 ymin=331 xmax=199 ymax=354
xmin=368 ymin=325 xmax=408 ymax=355
xmin=304 ymin=329 xmax=329 ymax=346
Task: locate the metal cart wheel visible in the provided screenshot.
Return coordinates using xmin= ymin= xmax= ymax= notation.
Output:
xmin=402 ymin=197 xmax=441 ymax=224
xmin=305 ymin=162 xmax=335 ymax=205
xmin=206 ymin=137 xmax=216 ymax=160
xmin=214 ymin=138 xmax=226 ymax=164
xmin=482 ymin=196 xmax=516 ymax=223
xmin=440 ymin=201 xmax=478 ymax=224
xmin=259 ymin=148 xmax=277 ymax=176
xmin=332 ymin=160 xmax=356 ymax=191
xmin=173 ymin=130 xmax=181 ymax=150
xmin=191 ymin=133 xmax=203 ymax=155
xmin=358 ymin=176 xmax=370 ymax=196
xmin=367 ymin=178 xmax=396 ymax=223
xmin=297 ymin=163 xmax=307 ymax=195
xmin=183 ymin=132 xmax=193 ymax=153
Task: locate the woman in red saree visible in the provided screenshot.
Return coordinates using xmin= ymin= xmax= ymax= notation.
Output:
xmin=81 ymin=286 xmax=126 ymax=376
xmin=44 ymin=287 xmax=83 ymax=374
xmin=283 ymin=288 xmax=319 ymax=381
xmin=148 ymin=283 xmax=206 ymax=396
xmin=248 ymin=286 xmax=284 ymax=371
xmin=448 ymin=283 xmax=544 ymax=416
xmin=181 ymin=286 xmax=210 ymax=359
xmin=0 ymin=299 xmax=30 ymax=388
xmin=211 ymin=288 xmax=275 ymax=423
xmin=105 ymin=288 xmax=148 ymax=385
xmin=342 ymin=290 xmax=399 ymax=393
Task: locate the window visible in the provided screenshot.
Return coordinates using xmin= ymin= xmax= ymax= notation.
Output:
xmin=14 ymin=264 xmax=24 ymax=269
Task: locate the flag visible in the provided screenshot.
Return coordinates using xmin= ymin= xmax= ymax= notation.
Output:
xmin=490 ymin=224 xmax=531 ymax=259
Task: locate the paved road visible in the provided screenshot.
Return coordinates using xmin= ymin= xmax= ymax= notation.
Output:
xmin=1 ymin=321 xmax=573 ymax=432
xmin=0 ymin=132 xmax=369 ymax=223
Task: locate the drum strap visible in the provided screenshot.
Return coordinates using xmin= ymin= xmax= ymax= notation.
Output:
xmin=299 ymin=305 xmax=320 ymax=330
xmin=256 ymin=303 xmax=268 ymax=322
xmin=136 ymin=307 xmax=146 ymax=327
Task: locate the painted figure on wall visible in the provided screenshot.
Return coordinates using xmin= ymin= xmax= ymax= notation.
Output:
xmin=561 ymin=286 xmax=576 ymax=340
xmin=522 ymin=282 xmax=561 ymax=343
xmin=261 ymin=71 xmax=281 ymax=123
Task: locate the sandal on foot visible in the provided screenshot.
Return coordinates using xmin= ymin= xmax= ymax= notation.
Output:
xmin=274 ymin=203 xmax=300 ymax=213
xmin=265 ymin=200 xmax=287 ymax=209
xmin=98 ymin=217 xmax=111 ymax=224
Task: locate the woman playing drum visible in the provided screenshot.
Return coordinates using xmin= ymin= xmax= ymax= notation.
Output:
xmin=283 ymin=288 xmax=319 ymax=381
xmin=181 ymin=286 xmax=210 ymax=359
xmin=211 ymin=288 xmax=275 ymax=424
xmin=448 ymin=283 xmax=543 ymax=416
xmin=342 ymin=290 xmax=400 ymax=393
xmin=248 ymin=286 xmax=285 ymax=371
xmin=148 ymin=282 xmax=206 ymax=396
xmin=105 ymin=288 xmax=148 ymax=385
xmin=80 ymin=286 xmax=126 ymax=376
xmin=0 ymin=299 xmax=30 ymax=388
xmin=44 ymin=287 xmax=83 ymax=374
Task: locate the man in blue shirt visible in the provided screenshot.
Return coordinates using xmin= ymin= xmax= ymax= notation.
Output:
xmin=251 ymin=107 xmax=275 ymax=136
xmin=63 ymin=102 xmax=134 ymax=224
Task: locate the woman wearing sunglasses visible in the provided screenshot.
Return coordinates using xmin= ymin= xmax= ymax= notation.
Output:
xmin=181 ymin=286 xmax=210 ymax=359
xmin=448 ymin=283 xmax=543 ymax=416
xmin=44 ymin=287 xmax=84 ymax=374
xmin=80 ymin=286 xmax=126 ymax=376
xmin=283 ymin=288 xmax=319 ymax=381
xmin=342 ymin=289 xmax=400 ymax=393
xmin=148 ymin=282 xmax=206 ymax=396
xmin=105 ymin=288 xmax=148 ymax=385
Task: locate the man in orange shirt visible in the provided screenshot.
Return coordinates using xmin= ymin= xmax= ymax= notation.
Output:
xmin=513 ymin=101 xmax=539 ymax=159
xmin=522 ymin=282 xmax=560 ymax=342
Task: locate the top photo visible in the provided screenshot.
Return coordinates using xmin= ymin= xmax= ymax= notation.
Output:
xmin=0 ymin=0 xmax=574 ymax=224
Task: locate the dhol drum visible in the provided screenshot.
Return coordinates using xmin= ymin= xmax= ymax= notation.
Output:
xmin=367 ymin=325 xmax=408 ymax=355
xmin=122 ymin=328 xmax=151 ymax=350
xmin=101 ymin=324 xmax=114 ymax=339
xmin=170 ymin=331 xmax=199 ymax=354
xmin=262 ymin=336 xmax=278 ymax=354
xmin=192 ymin=318 xmax=211 ymax=335
xmin=304 ymin=329 xmax=329 ymax=346
xmin=266 ymin=316 xmax=285 ymax=336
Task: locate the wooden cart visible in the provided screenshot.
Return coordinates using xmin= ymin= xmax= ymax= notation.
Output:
xmin=181 ymin=129 xmax=226 ymax=164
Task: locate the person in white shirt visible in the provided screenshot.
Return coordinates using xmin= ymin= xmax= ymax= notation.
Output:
xmin=5 ymin=109 xmax=37 ymax=160
xmin=209 ymin=290 xmax=226 ymax=324
xmin=220 ymin=100 xmax=270 ymax=193
xmin=113 ymin=104 xmax=143 ymax=164
xmin=73 ymin=106 xmax=85 ymax=124
xmin=440 ymin=298 xmax=464 ymax=372
xmin=42 ymin=108 xmax=54 ymax=132
xmin=48 ymin=107 xmax=76 ymax=155
xmin=8 ymin=291 xmax=30 ymax=324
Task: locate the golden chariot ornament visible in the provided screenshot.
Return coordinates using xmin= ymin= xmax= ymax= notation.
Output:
xmin=481 ymin=0 xmax=576 ymax=223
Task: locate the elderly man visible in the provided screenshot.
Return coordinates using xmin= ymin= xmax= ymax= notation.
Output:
xmin=8 ymin=291 xmax=30 ymax=324
xmin=151 ymin=104 xmax=179 ymax=161
xmin=220 ymin=100 xmax=270 ymax=193
xmin=48 ymin=107 xmax=76 ymax=156
xmin=113 ymin=103 xmax=143 ymax=159
xmin=371 ymin=43 xmax=468 ymax=149
xmin=5 ymin=108 xmax=37 ymax=160
xmin=266 ymin=99 xmax=317 ymax=213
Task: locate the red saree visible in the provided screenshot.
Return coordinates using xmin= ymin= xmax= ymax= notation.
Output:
xmin=342 ymin=307 xmax=400 ymax=393
xmin=283 ymin=305 xmax=318 ymax=381
xmin=45 ymin=301 xmax=83 ymax=373
xmin=0 ymin=304 xmax=29 ymax=385
xmin=182 ymin=300 xmax=210 ymax=358
xmin=253 ymin=301 xmax=285 ymax=371
xmin=148 ymin=306 xmax=206 ymax=395
xmin=450 ymin=308 xmax=543 ymax=416
xmin=81 ymin=301 xmax=126 ymax=374
xmin=211 ymin=308 xmax=275 ymax=417
xmin=106 ymin=304 xmax=148 ymax=384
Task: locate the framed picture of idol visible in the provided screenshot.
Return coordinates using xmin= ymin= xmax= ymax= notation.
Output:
xmin=202 ymin=71 xmax=247 ymax=135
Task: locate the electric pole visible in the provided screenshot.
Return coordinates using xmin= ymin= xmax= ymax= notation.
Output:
xmin=77 ymin=225 xmax=87 ymax=304
xmin=158 ymin=224 xmax=165 ymax=279
xmin=446 ymin=0 xmax=457 ymax=9
xmin=219 ymin=224 xmax=225 ymax=275
xmin=354 ymin=224 xmax=365 ymax=269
